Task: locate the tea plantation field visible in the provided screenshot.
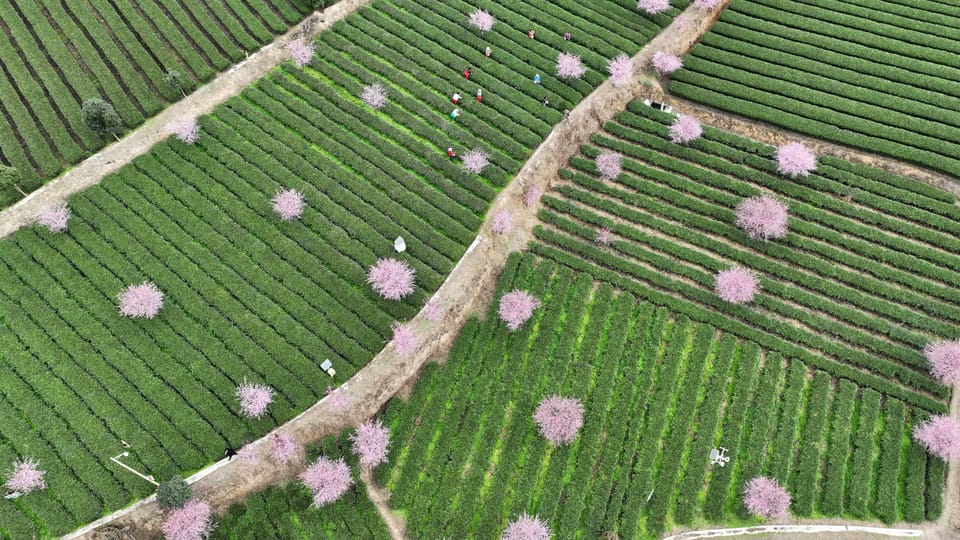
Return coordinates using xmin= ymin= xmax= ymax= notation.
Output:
xmin=670 ymin=0 xmax=960 ymax=177
xmin=534 ymin=101 xmax=959 ymax=415
xmin=0 ymin=1 xmax=685 ymax=537
xmin=375 ymin=254 xmax=943 ymax=539
xmin=0 ymin=0 xmax=312 ymax=203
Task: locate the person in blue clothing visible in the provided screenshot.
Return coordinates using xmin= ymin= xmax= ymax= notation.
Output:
xmin=533 ymin=73 xmax=541 ymax=84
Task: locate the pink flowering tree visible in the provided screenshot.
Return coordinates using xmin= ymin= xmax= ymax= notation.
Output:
xmin=367 ymin=258 xmax=415 ymax=300
xmin=161 ymin=499 xmax=214 ymax=540
xmin=651 ymin=51 xmax=683 ymax=75
xmin=735 ymin=196 xmax=789 ymax=241
xmin=534 ymin=395 xmax=584 ymax=446
xmin=424 ymin=296 xmax=444 ymax=322
xmin=502 ymin=513 xmax=551 ymax=540
xmin=695 ymin=0 xmax=723 ymax=9
xmin=775 ymin=142 xmax=816 ymax=177
xmin=467 ymin=9 xmax=495 ymax=33
xmin=596 ymin=151 xmax=622 ymax=180
xmin=595 ymin=227 xmax=612 ymax=246
xmin=608 ymin=53 xmax=632 ymax=87
xmin=390 ymin=322 xmax=417 ymax=357
xmin=287 ymin=40 xmax=315 ymax=68
xmin=638 ymin=0 xmax=671 ymax=15
xmin=171 ymin=118 xmax=199 ymax=144
xmin=118 ymin=281 xmax=164 ymax=319
xmin=36 ymin=204 xmax=70 ymax=233
xmin=498 ymin=290 xmax=541 ymax=331
xmin=491 ymin=209 xmax=512 ymax=235
xmin=556 ymin=53 xmax=586 ymax=80
xmin=350 ymin=419 xmax=390 ymax=469
xmin=271 ymin=432 xmax=297 ymax=464
xmin=925 ymin=339 xmax=960 ymax=385
xmin=743 ymin=476 xmax=791 ymax=519
xmin=272 ymin=189 xmax=304 ymax=221
xmin=461 ymin=149 xmax=491 ymax=175
xmin=913 ymin=415 xmax=960 ymax=461
xmin=235 ymin=381 xmax=274 ymax=419
xmin=299 ymin=456 xmax=353 ymax=507
xmin=360 ymin=84 xmax=388 ymax=110
xmin=522 ymin=186 xmax=542 ymax=207
xmin=669 ymin=115 xmax=702 ymax=144
xmin=4 ymin=458 xmax=45 ymax=493
xmin=714 ymin=267 xmax=760 ymax=304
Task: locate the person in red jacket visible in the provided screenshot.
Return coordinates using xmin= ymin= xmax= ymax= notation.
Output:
xmin=476 ymin=88 xmax=483 ymax=103
xmin=447 ymin=147 xmax=456 ymax=161
xmin=452 ymin=92 xmax=461 ymax=105
xmin=464 ymin=67 xmax=472 ymax=79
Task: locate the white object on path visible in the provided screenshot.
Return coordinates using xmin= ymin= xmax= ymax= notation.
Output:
xmin=394 ymin=236 xmax=406 ymax=253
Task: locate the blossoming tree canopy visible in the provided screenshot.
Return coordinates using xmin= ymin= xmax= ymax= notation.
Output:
xmin=595 ymin=151 xmax=622 ymax=180
xmin=735 ymin=195 xmax=789 ymax=241
xmin=498 ymin=290 xmax=541 ymax=331
xmin=651 ymin=51 xmax=683 ymax=75
xmin=361 ymin=84 xmax=388 ymax=109
xmin=272 ymin=189 xmax=305 ymax=221
xmin=235 ymin=381 xmax=274 ymax=419
xmin=367 ymin=258 xmax=415 ymax=300
xmin=608 ymin=53 xmax=632 ymax=87
xmin=775 ymin=141 xmax=817 ymax=177
xmin=924 ymin=339 xmax=960 ymax=386
xmin=502 ymin=513 xmax=552 ymax=540
xmin=118 ymin=281 xmax=164 ymax=319
xmin=299 ymin=456 xmax=353 ymax=507
xmin=533 ymin=395 xmax=584 ymax=446
xmin=161 ymin=499 xmax=214 ymax=540
xmin=669 ymin=114 xmax=702 ymax=144
xmin=743 ymin=476 xmax=791 ymax=519
xmin=714 ymin=267 xmax=760 ymax=304
xmin=4 ymin=458 xmax=45 ymax=493
xmin=461 ymin=148 xmax=491 ymax=174
xmin=467 ymin=8 xmax=495 ymax=32
xmin=390 ymin=322 xmax=417 ymax=356
xmin=36 ymin=204 xmax=70 ymax=233
xmin=913 ymin=415 xmax=960 ymax=461
xmin=350 ymin=419 xmax=391 ymax=469
xmin=637 ymin=0 xmax=670 ymax=16
xmin=287 ymin=39 xmax=315 ymax=68
xmin=556 ymin=53 xmax=586 ymax=80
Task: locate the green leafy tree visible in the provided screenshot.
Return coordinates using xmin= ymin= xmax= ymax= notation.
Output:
xmin=156 ymin=475 xmax=192 ymax=509
xmin=0 ymin=165 xmax=25 ymax=196
xmin=163 ymin=69 xmax=187 ymax=97
xmin=81 ymin=99 xmax=122 ymax=139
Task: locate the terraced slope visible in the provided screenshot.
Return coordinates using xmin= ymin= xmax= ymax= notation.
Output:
xmin=377 ymin=254 xmax=942 ymax=539
xmin=669 ymin=0 xmax=960 ymax=177
xmin=0 ymin=2 xmax=685 ymax=537
xmin=0 ymin=0 xmax=311 ymax=204
xmin=533 ymin=101 xmax=959 ymax=415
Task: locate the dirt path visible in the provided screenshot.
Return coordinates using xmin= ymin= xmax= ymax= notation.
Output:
xmin=0 ymin=0 xmax=373 ymax=241
xmin=360 ymin=467 xmax=407 ymax=540
xmin=67 ymin=4 xmax=729 ymax=539
xmin=934 ymin=386 xmax=960 ymax=538
xmin=656 ymin=96 xmax=960 ymax=199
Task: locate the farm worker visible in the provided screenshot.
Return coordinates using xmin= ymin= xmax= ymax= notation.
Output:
xmin=450 ymin=108 xmax=460 ymax=121
xmin=464 ymin=67 xmax=472 ymax=79
xmin=452 ymin=92 xmax=461 ymax=105
xmin=447 ymin=147 xmax=456 ymax=161
xmin=563 ymin=109 xmax=570 ymax=120
xmin=563 ymin=32 xmax=571 ymax=41
xmin=542 ymin=97 xmax=549 ymax=107
xmin=484 ymin=46 xmax=492 ymax=57
xmin=477 ymin=88 xmax=483 ymax=103
xmin=533 ymin=73 xmax=541 ymax=84
xmin=528 ymin=29 xmax=535 ymax=39
xmin=224 ymin=447 xmax=237 ymax=461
